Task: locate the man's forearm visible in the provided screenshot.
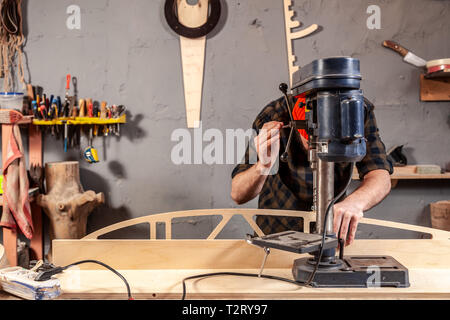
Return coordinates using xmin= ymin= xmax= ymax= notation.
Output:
xmin=231 ymin=162 xmax=269 ymax=205
xmin=343 ymin=169 xmax=391 ymax=211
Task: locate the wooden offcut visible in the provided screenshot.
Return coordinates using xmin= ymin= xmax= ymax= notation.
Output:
xmin=283 ymin=0 xmax=318 ymax=87
xmin=430 ymin=201 xmax=450 ymax=231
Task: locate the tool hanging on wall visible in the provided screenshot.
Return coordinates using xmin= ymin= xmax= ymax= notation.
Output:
xmin=282 ymin=0 xmax=318 ymax=88
xmin=382 ymin=40 xmax=450 ymax=77
xmin=0 ymin=0 xmax=26 ymax=91
xmin=30 ymin=76 xmax=127 ymax=160
xmin=164 ymin=0 xmax=221 ymax=128
xmin=84 ymin=126 xmax=99 ymax=164
xmin=382 ymin=40 xmax=427 ymax=68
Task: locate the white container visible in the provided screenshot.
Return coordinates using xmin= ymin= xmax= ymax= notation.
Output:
xmin=0 ymin=92 xmax=24 ymax=110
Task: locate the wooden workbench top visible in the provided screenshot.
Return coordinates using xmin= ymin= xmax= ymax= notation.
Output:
xmin=53 ymin=239 xmax=450 ymax=300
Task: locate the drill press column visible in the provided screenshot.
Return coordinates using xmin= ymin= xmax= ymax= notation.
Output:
xmin=315 ymin=159 xmax=334 ymax=236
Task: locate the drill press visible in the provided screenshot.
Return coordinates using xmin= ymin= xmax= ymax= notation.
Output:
xmin=249 ymin=57 xmax=409 ymax=288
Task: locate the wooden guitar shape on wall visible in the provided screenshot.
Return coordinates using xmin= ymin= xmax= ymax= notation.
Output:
xmin=283 ymin=0 xmax=318 ymax=88
xmin=164 ymin=0 xmax=221 ymax=128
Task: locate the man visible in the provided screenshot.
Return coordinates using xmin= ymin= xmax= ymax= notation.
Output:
xmin=231 ymin=95 xmax=393 ymax=246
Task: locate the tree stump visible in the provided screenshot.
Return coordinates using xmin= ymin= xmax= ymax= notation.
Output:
xmin=37 ymin=161 xmax=104 ymax=260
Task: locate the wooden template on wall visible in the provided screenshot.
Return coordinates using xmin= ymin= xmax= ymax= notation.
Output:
xmin=282 ymin=0 xmax=318 ymax=88
xmin=178 ymin=1 xmax=208 ymax=128
xmin=165 ymin=0 xmax=221 ymax=128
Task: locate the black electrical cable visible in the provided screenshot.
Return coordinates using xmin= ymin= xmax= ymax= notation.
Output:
xmin=181 ymin=272 xmax=303 ymax=300
xmin=62 ymin=260 xmax=133 ymax=300
xmin=304 ymin=162 xmax=355 ymax=285
xmin=32 ymin=259 xmax=133 ymax=300
xmin=181 ymin=162 xmax=355 ymax=299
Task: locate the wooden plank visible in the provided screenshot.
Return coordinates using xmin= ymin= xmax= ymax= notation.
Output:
xmin=178 ymin=0 xmax=208 ymax=128
xmin=53 ymin=239 xmax=297 ymax=270
xmin=420 ymin=74 xmax=450 ymax=101
xmin=0 ymin=244 xmax=8 ymax=268
xmin=1 ymin=124 xmax=17 ymax=266
xmin=2 ymin=228 xmax=17 ymax=267
xmin=52 ymin=213 xmax=450 ymax=299
xmin=353 ymin=165 xmax=450 ymax=180
xmin=28 ymin=124 xmax=43 ymax=261
xmin=52 ymin=239 xmax=450 ymax=271
xmin=52 ymin=239 xmax=450 ymax=299
xmin=29 ymin=202 xmax=43 ymax=260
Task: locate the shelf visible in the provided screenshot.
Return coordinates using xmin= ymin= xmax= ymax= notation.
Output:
xmin=420 ymin=75 xmax=450 ymax=101
xmin=17 ymin=115 xmax=34 ymax=125
xmin=353 ymin=165 xmax=450 ymax=187
xmin=32 ymin=114 xmax=126 ymax=126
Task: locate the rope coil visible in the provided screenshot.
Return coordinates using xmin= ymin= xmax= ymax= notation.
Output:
xmin=0 ymin=0 xmax=25 ymax=92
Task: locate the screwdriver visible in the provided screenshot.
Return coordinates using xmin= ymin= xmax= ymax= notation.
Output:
xmin=57 ymin=96 xmax=62 ymax=117
xmin=100 ymin=101 xmax=108 ymax=136
xmin=32 ymin=101 xmax=39 ymax=119
xmin=62 ymin=120 xmax=68 ymax=152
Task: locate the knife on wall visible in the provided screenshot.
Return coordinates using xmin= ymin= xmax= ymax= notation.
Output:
xmin=382 ymin=40 xmax=427 ymax=68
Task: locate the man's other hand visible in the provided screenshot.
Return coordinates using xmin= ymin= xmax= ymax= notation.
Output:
xmin=254 ymin=121 xmax=283 ymax=175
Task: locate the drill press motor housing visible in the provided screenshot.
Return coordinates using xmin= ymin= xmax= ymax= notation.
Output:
xmin=250 ymin=57 xmax=409 ymax=288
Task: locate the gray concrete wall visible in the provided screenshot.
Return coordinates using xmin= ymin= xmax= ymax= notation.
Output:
xmin=1 ymin=0 xmax=449 ymax=245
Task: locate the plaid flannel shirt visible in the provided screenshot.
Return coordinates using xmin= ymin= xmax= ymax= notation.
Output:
xmin=231 ymin=95 xmax=393 ymax=235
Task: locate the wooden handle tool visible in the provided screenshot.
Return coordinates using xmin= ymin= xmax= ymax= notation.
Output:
xmin=79 ymin=99 xmax=86 ymax=117
xmin=100 ymin=101 xmax=107 ymax=119
xmin=382 ymin=40 xmax=409 ymax=57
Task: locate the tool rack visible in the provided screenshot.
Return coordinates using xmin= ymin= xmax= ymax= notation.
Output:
xmin=32 ymin=114 xmax=126 ymax=126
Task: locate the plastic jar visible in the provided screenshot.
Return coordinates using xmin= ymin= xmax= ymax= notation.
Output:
xmin=0 ymin=92 xmax=24 ymax=110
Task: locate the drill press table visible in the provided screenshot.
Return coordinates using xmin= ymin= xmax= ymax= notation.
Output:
xmin=51 ymin=209 xmax=450 ymax=300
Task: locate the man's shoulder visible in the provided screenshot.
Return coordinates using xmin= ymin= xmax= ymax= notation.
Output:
xmin=363 ymin=97 xmax=375 ymax=111
xmin=253 ymin=95 xmax=289 ymax=129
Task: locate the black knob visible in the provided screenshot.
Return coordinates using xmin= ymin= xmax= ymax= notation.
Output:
xmin=279 ymin=83 xmax=288 ymax=94
xmin=280 ymin=152 xmax=288 ymax=162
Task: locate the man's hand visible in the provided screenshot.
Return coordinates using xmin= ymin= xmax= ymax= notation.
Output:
xmin=333 ymin=201 xmax=364 ymax=246
xmin=254 ymin=121 xmax=283 ymax=175
xmin=332 ymin=169 xmax=391 ymax=246
xmin=231 ymin=121 xmax=283 ymax=204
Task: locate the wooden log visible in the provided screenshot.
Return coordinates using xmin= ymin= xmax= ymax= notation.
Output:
xmin=37 ymin=161 xmax=104 ymax=260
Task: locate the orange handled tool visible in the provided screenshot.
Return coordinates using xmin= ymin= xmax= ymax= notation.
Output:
xmin=100 ymin=101 xmax=107 ymax=119
xmin=66 ymin=74 xmax=71 ymax=91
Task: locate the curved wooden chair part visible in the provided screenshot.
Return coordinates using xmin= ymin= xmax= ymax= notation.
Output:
xmin=83 ymin=208 xmax=450 ymax=240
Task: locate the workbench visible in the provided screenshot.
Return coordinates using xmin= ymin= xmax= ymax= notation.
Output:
xmin=50 ymin=209 xmax=450 ymax=300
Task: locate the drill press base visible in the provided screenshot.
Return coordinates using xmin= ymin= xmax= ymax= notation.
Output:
xmin=293 ymin=255 xmax=410 ymax=288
